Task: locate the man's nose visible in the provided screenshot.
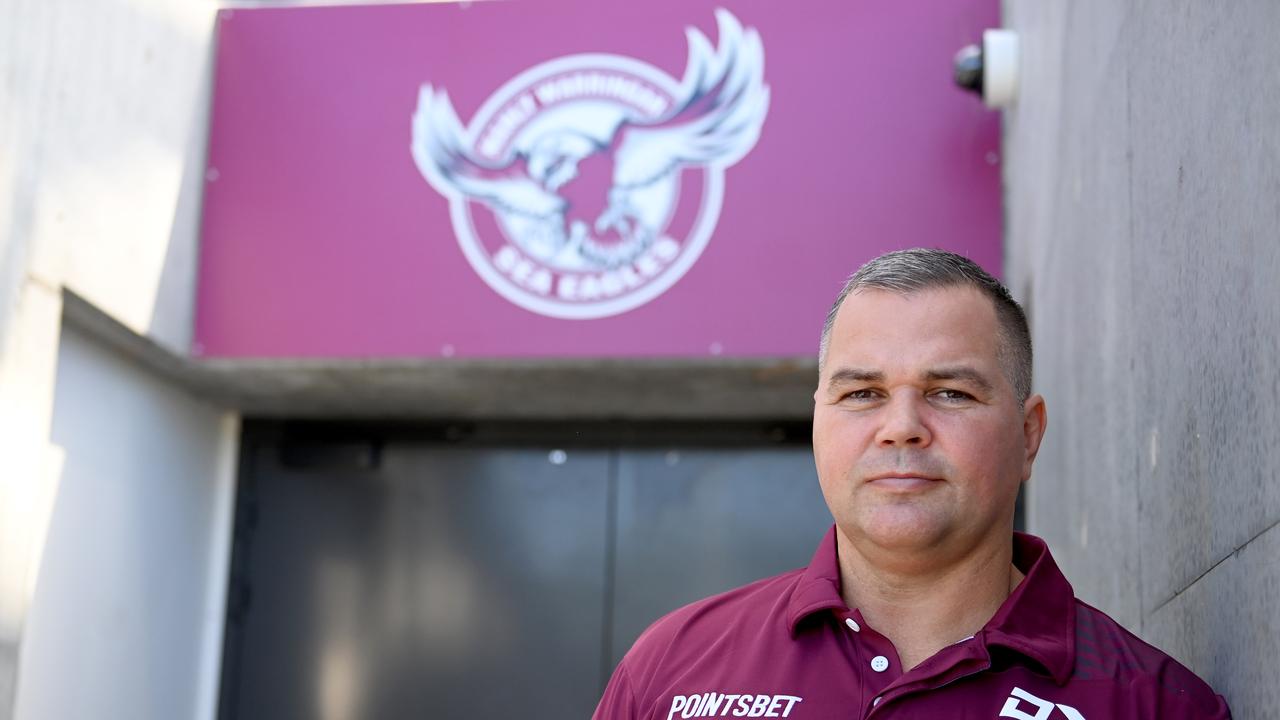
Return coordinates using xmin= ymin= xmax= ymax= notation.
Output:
xmin=874 ymin=393 xmax=932 ymax=447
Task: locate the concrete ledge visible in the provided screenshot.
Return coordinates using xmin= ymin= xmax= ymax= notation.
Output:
xmin=62 ymin=291 xmax=819 ymax=421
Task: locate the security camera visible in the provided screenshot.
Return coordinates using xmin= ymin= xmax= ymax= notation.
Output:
xmin=953 ymin=29 xmax=1019 ymax=109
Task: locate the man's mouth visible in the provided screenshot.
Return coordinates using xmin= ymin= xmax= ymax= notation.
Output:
xmin=865 ymin=474 xmax=943 ymax=491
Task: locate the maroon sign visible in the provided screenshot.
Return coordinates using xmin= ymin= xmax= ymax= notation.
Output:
xmin=197 ymin=0 xmax=1000 ymax=358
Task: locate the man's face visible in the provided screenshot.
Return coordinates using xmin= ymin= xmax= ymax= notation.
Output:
xmin=812 ymin=286 xmax=1046 ymax=563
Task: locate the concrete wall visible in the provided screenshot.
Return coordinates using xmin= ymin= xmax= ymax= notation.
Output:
xmin=13 ymin=325 xmax=238 ymax=720
xmin=1003 ymin=1 xmax=1279 ymax=715
xmin=0 ymin=0 xmax=222 ymax=716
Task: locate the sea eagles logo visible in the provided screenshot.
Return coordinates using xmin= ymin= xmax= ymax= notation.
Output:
xmin=411 ymin=8 xmax=769 ymax=319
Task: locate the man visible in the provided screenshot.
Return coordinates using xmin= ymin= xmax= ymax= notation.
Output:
xmin=593 ymin=249 xmax=1230 ymax=719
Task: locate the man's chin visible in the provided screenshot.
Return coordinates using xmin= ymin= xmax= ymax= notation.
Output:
xmin=842 ymin=510 xmax=952 ymax=554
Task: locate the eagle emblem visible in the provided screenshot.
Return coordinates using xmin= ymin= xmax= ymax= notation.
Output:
xmin=411 ymin=8 xmax=769 ymax=319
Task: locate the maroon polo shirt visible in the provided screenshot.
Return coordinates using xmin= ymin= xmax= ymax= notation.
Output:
xmin=594 ymin=529 xmax=1230 ymax=719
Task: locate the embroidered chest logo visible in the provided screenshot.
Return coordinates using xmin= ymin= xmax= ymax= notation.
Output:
xmin=999 ymin=687 xmax=1086 ymax=720
xmin=667 ymin=692 xmax=802 ymax=719
xmin=411 ymin=9 xmax=769 ymax=319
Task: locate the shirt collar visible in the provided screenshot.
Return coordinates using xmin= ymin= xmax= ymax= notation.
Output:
xmin=784 ymin=526 xmax=846 ymax=633
xmin=982 ymin=532 xmax=1077 ymax=684
xmin=785 ymin=527 xmax=1076 ymax=684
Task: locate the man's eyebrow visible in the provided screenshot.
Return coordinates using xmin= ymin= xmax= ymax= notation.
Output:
xmin=825 ymin=368 xmax=885 ymax=387
xmin=924 ymin=366 xmax=994 ymax=393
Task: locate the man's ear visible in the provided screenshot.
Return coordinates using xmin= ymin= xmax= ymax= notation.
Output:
xmin=1020 ymin=394 xmax=1047 ymax=482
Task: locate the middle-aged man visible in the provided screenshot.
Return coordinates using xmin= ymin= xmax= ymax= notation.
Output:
xmin=594 ymin=249 xmax=1230 ymax=719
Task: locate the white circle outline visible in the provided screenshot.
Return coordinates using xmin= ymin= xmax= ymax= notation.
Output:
xmin=445 ymin=53 xmax=728 ymax=320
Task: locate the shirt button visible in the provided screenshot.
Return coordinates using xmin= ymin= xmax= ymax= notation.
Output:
xmin=873 ymin=696 xmax=882 ymax=706
xmin=870 ymin=655 xmax=889 ymax=672
xmin=845 ymin=617 xmax=861 ymax=632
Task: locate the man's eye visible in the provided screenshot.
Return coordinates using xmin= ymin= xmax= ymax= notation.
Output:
xmin=931 ymin=389 xmax=973 ymax=401
xmin=842 ymin=389 xmax=879 ymax=401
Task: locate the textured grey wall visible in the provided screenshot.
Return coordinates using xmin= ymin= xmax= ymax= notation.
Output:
xmin=1003 ymin=1 xmax=1279 ymax=715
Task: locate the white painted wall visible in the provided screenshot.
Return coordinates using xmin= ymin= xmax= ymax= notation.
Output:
xmin=13 ymin=325 xmax=237 ymax=720
xmin=0 ymin=0 xmax=220 ymax=716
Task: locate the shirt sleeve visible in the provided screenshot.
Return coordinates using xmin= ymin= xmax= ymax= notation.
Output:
xmin=1176 ymin=693 xmax=1230 ymax=719
xmin=1139 ymin=673 xmax=1232 ymax=719
xmin=1202 ymin=694 xmax=1231 ymax=720
xmin=593 ymin=661 xmax=641 ymax=720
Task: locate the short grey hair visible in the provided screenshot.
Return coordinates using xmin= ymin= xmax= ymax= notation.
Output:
xmin=818 ymin=248 xmax=1033 ymax=401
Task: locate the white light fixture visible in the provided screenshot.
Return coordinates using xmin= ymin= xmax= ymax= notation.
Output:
xmin=954 ymin=29 xmax=1020 ymax=109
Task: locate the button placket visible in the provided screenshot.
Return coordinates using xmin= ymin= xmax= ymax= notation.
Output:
xmin=866 ymin=634 xmax=993 ymax=717
xmin=840 ymin=611 xmax=905 ymax=719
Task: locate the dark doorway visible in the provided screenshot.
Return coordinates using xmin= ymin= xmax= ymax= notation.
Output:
xmin=217 ymin=421 xmax=828 ymax=720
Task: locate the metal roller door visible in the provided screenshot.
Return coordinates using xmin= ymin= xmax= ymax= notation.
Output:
xmin=218 ymin=422 xmax=829 ymax=720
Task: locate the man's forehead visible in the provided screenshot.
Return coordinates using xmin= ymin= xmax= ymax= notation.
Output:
xmin=825 ymin=286 xmax=1003 ymax=372
xmin=832 ymin=286 xmax=999 ymax=337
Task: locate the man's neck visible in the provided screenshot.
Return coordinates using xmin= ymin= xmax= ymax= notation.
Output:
xmin=835 ymin=530 xmax=1023 ymax=671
